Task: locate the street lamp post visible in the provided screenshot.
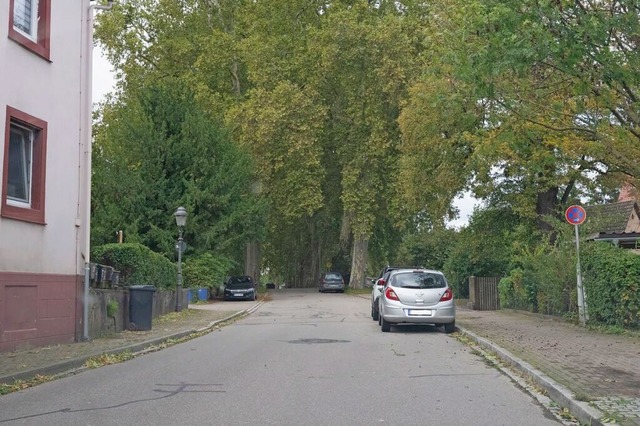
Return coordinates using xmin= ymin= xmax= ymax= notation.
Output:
xmin=174 ymin=207 xmax=187 ymax=312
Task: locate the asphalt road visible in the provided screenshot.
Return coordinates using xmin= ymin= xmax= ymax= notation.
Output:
xmin=0 ymin=289 xmax=561 ymax=426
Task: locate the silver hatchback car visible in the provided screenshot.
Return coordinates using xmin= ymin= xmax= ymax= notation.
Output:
xmin=319 ymin=272 xmax=345 ymax=293
xmin=378 ymin=269 xmax=455 ymax=333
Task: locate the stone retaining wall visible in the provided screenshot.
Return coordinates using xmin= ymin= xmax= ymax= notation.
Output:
xmin=88 ymin=288 xmax=187 ymax=337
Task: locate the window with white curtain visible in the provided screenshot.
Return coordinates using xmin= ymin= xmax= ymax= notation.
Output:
xmin=13 ymin=0 xmax=38 ymax=41
xmin=8 ymin=0 xmax=50 ymax=60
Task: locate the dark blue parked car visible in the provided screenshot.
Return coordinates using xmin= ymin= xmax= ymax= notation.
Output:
xmin=224 ymin=276 xmax=257 ymax=301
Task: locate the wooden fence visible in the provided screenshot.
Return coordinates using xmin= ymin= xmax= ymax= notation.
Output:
xmin=469 ymin=276 xmax=500 ymax=310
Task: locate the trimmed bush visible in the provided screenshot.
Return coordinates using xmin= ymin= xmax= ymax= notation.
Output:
xmin=582 ymin=242 xmax=640 ymax=328
xmin=498 ymin=246 xmax=576 ymax=315
xmin=183 ymin=253 xmax=235 ymax=294
xmin=499 ymin=269 xmax=528 ymax=311
xmin=92 ymin=243 xmax=177 ymax=289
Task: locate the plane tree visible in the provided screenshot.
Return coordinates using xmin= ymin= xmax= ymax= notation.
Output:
xmin=398 ymin=0 xmax=640 ymax=237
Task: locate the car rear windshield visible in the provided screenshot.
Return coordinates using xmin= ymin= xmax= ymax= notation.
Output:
xmin=324 ymin=273 xmax=342 ymax=280
xmin=392 ymin=272 xmax=446 ymax=289
xmin=227 ymin=277 xmax=253 ymax=289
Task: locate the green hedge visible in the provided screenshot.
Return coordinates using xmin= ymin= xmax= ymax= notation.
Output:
xmin=498 ymin=269 xmax=529 ymax=311
xmin=183 ymin=253 xmax=235 ymax=293
xmin=92 ymin=243 xmax=177 ymax=289
xmin=498 ymin=246 xmax=575 ymax=315
xmin=582 ymin=242 xmax=640 ymax=328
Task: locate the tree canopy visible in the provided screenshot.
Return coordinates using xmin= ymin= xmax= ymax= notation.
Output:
xmin=92 ymin=0 xmax=639 ymax=288
xmin=92 ymin=79 xmax=264 ymax=266
xmin=399 ymin=0 xmax=639 ymax=235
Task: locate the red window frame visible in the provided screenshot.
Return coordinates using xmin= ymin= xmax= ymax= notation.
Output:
xmin=2 ymin=106 xmax=47 ymax=225
xmin=8 ymin=0 xmax=51 ymax=61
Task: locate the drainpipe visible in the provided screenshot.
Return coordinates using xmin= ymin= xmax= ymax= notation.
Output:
xmin=82 ymin=0 xmax=114 ymax=341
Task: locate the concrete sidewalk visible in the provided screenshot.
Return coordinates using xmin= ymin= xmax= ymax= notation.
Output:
xmin=0 ymin=300 xmax=259 ymax=385
xmin=456 ymin=307 xmax=640 ymax=426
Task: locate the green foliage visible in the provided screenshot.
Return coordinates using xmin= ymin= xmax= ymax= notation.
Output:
xmin=92 ymin=0 xmax=640 ymax=314
xmin=443 ymin=207 xmax=520 ymax=298
xmin=399 ymin=0 xmax=639 ymax=236
xmin=92 ymin=243 xmax=177 ymax=289
xmin=227 ymin=82 xmax=327 ymax=222
xmin=498 ymin=270 xmax=522 ymax=310
xmin=582 ymin=243 xmax=640 ymax=328
xmin=106 ymin=300 xmax=119 ymax=318
xmin=500 ymin=245 xmax=576 ymax=315
xmin=394 ymin=226 xmax=457 ymax=271
xmin=497 ymin=231 xmax=640 ymax=328
xmin=527 ymin=247 xmax=575 ymax=315
xmin=92 ymin=80 xmax=265 ymax=263
xmin=183 ymin=253 xmax=235 ymax=293
xmin=496 ymin=217 xmax=576 ymax=314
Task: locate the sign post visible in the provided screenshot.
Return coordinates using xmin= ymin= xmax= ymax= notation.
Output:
xmin=565 ymin=205 xmax=588 ymax=326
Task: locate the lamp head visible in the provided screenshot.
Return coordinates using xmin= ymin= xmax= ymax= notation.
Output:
xmin=174 ymin=206 xmax=187 ymax=227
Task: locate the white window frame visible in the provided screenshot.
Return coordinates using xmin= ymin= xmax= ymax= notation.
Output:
xmin=7 ymin=121 xmax=34 ymax=208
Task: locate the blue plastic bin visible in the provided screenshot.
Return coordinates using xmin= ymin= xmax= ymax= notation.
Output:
xmin=197 ymin=288 xmax=209 ymax=301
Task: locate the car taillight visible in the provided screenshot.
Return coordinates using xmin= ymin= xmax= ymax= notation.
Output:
xmin=378 ymin=279 xmax=385 ymax=287
xmin=385 ymin=287 xmax=399 ymax=301
xmin=440 ymin=288 xmax=453 ymax=302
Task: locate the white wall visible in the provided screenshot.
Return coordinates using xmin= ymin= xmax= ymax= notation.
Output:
xmin=0 ymin=2 xmax=90 ymax=275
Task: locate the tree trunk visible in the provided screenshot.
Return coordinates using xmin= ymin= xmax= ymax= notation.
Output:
xmin=340 ymin=211 xmax=352 ymax=248
xmin=349 ymin=234 xmax=368 ymax=289
xmin=309 ymin=229 xmax=321 ymax=288
xmin=245 ymin=241 xmax=261 ymax=285
xmin=536 ymin=186 xmax=559 ymax=244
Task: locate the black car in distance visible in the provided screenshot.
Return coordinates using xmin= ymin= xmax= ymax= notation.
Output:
xmin=224 ymin=276 xmax=257 ymax=301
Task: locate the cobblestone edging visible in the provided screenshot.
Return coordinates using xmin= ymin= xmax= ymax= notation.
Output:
xmin=592 ymin=397 xmax=640 ymax=424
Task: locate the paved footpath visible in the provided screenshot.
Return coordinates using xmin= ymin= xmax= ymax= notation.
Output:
xmin=456 ymin=307 xmax=640 ymax=426
xmin=0 ymin=301 xmax=255 ymax=384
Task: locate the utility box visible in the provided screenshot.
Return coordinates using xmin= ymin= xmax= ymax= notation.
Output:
xmin=128 ymin=285 xmax=156 ymax=331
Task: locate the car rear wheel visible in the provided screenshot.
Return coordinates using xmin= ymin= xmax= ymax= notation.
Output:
xmin=444 ymin=321 xmax=455 ymax=334
xmin=381 ymin=317 xmax=391 ymax=332
xmin=372 ymin=305 xmax=379 ymax=321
